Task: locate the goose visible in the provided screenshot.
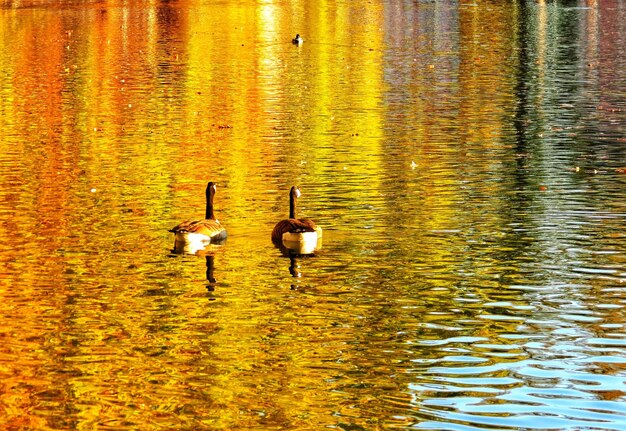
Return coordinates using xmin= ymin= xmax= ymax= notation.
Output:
xmin=292 ymin=34 xmax=303 ymax=45
xmin=272 ymin=186 xmax=321 ymax=251
xmin=170 ymin=182 xmax=227 ymax=246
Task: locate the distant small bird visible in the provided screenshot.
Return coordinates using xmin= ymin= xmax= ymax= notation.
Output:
xmin=272 ymin=186 xmax=321 ymax=251
xmin=170 ymin=182 xmax=227 ymax=246
xmin=292 ymin=34 xmax=303 ymax=45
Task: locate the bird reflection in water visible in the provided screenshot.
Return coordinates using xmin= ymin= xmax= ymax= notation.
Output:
xmin=286 ymin=251 xmax=304 ymax=290
xmin=277 ymin=238 xmax=321 ymax=290
xmin=171 ymin=238 xmax=210 ymax=256
xmin=205 ymin=255 xmax=216 ymax=292
xmin=289 ymin=254 xmax=301 ymax=279
xmin=171 ymin=240 xmax=221 ymax=295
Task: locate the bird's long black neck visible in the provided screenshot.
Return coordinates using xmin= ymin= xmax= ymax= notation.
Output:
xmin=206 ymin=187 xmax=215 ymax=220
xmin=289 ymin=189 xmax=297 ymax=219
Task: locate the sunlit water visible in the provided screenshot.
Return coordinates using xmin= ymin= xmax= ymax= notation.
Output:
xmin=1 ymin=0 xmax=625 ymax=430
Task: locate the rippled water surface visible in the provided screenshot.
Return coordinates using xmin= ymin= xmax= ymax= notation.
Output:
xmin=1 ymin=0 xmax=625 ymax=429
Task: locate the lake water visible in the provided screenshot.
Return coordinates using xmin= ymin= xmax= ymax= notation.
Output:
xmin=1 ymin=0 xmax=625 ymax=429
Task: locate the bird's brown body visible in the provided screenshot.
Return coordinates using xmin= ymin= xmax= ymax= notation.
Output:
xmin=271 ymin=218 xmax=318 ymax=245
xmin=170 ymin=219 xmax=226 ymax=241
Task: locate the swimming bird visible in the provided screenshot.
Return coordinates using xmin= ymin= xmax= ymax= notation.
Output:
xmin=170 ymin=182 xmax=227 ymax=246
xmin=272 ymin=186 xmax=321 ymax=251
xmin=292 ymin=34 xmax=303 ymax=45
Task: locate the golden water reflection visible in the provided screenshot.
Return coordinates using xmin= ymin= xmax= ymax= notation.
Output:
xmin=1 ymin=0 xmax=625 ymax=429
